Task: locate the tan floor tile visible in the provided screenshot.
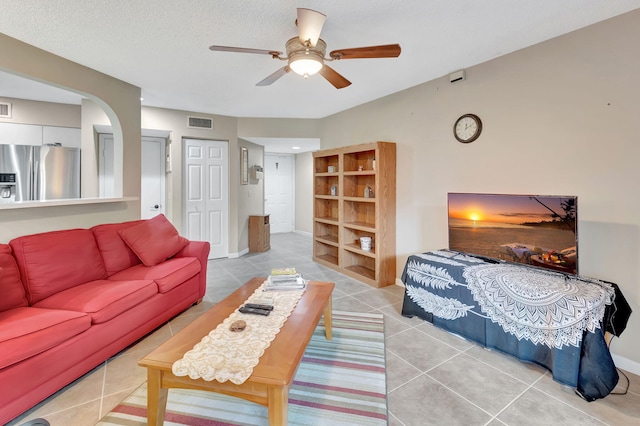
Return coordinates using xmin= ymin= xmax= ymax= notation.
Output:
xmin=378 ymin=302 xmax=426 ymax=327
xmin=103 ymin=349 xmax=148 ymax=396
xmin=388 ymin=374 xmax=492 ymax=426
xmin=332 ymin=294 xmax=377 ymax=312
xmin=382 ymin=312 xmax=414 ymax=337
xmin=40 ymin=399 xmax=102 ymax=426
xmin=99 ymin=387 xmax=138 ymax=420
xmin=415 ymin=321 xmax=476 ymax=351
xmin=385 ymin=349 xmax=423 ymax=391
xmin=465 ymin=345 xmax=547 ymax=385
xmin=355 ymin=287 xmax=404 ymax=309
xmin=386 ymin=327 xmax=460 ymax=372
xmin=428 ymin=353 xmax=528 ymax=415
xmin=498 ymin=387 xmax=606 ymax=425
xmin=533 ymin=372 xmax=640 ymax=424
xmin=7 ymin=364 xmax=105 ymax=425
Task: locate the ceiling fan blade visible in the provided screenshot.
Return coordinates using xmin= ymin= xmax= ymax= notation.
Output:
xmin=330 ymin=44 xmax=401 ymax=60
xmin=256 ymin=66 xmax=290 ymax=86
xmin=319 ymin=65 xmax=352 ymax=89
xmin=209 ymin=45 xmax=282 ymax=57
xmin=296 ymin=8 xmax=326 ymax=47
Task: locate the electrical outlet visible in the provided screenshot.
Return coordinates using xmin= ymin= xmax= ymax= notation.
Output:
xmin=247 ymin=190 xmax=252 ymax=198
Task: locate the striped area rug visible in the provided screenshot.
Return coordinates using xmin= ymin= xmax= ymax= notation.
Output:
xmin=98 ymin=311 xmax=386 ymax=425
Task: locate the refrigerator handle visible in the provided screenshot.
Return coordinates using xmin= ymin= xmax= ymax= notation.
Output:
xmin=32 ymin=158 xmax=39 ymax=200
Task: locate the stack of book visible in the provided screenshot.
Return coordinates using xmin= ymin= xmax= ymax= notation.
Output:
xmin=265 ymin=268 xmax=306 ymax=291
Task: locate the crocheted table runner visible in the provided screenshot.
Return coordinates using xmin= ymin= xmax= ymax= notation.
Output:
xmin=171 ymin=281 xmax=305 ymax=384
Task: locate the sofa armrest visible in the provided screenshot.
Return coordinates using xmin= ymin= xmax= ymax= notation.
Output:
xmin=174 ymin=241 xmax=210 ymax=299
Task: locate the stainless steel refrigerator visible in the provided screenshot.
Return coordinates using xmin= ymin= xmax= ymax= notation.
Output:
xmin=0 ymin=144 xmax=80 ymax=202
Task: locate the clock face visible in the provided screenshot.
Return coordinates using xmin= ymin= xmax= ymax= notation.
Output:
xmin=454 ymin=114 xmax=482 ymax=143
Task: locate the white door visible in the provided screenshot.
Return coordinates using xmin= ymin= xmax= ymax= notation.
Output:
xmin=264 ymin=154 xmax=294 ymax=233
xmin=99 ymin=134 xmax=166 ymax=217
xmin=141 ymin=136 xmax=166 ymax=219
xmin=183 ymin=139 xmax=229 ymax=259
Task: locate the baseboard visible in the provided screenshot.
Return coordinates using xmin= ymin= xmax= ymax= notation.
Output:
xmin=228 ymin=248 xmax=249 ymax=259
xmin=612 ymin=353 xmax=640 ymax=377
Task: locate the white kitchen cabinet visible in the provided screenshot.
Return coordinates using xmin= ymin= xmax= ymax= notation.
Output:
xmin=43 ymin=126 xmax=81 ymax=148
xmin=0 ymin=122 xmax=43 ymax=145
xmin=0 ymin=123 xmax=80 ymax=148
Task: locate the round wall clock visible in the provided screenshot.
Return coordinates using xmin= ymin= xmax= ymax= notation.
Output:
xmin=454 ymin=113 xmax=482 ymax=143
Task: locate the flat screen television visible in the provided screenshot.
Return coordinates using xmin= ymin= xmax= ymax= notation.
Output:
xmin=448 ymin=193 xmax=578 ymax=275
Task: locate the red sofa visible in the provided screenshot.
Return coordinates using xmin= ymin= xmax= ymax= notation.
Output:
xmin=0 ymin=215 xmax=210 ymax=424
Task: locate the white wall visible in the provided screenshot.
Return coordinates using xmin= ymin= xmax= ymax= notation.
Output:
xmin=319 ymin=10 xmax=640 ymax=367
xmin=237 ymin=139 xmax=265 ymax=253
xmin=0 ymin=96 xmax=80 ymax=127
xmin=294 ymin=151 xmax=314 ymax=233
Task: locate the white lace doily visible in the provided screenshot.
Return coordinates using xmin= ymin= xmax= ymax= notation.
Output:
xmin=463 ymin=264 xmax=613 ymax=349
xmin=171 ymin=282 xmax=305 ymax=384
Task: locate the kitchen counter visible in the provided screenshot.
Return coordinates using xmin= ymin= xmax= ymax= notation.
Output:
xmin=0 ymin=197 xmax=138 ymax=210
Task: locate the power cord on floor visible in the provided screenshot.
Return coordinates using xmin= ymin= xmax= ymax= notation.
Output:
xmin=608 ymin=337 xmax=630 ymax=396
xmin=611 ymin=367 xmax=630 ymax=396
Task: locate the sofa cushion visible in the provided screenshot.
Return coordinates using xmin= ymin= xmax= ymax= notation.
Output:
xmin=91 ymin=220 xmax=144 ymax=276
xmin=0 ymin=307 xmax=91 ymax=369
xmin=33 ymin=279 xmax=157 ymax=324
xmin=118 ymin=214 xmax=189 ymax=267
xmin=109 ymin=257 xmax=201 ymax=293
xmin=10 ymin=229 xmax=108 ymax=305
xmin=0 ymin=244 xmax=28 ymax=312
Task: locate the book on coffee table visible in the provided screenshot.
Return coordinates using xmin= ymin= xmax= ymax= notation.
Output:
xmin=266 ymin=272 xmax=306 ymax=291
xmin=271 ymin=267 xmax=297 ymax=276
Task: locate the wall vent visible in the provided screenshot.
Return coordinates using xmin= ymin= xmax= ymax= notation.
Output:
xmin=187 ymin=116 xmax=213 ymax=129
xmin=0 ymin=102 xmax=11 ymax=118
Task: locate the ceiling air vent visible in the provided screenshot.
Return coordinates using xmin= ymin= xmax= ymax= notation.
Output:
xmin=0 ymin=102 xmax=11 ymax=118
xmin=187 ymin=116 xmax=213 ymax=129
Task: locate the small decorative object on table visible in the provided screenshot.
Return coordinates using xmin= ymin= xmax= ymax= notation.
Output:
xmin=229 ymin=320 xmax=247 ymax=331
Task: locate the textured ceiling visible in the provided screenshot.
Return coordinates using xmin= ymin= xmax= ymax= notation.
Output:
xmin=1 ymin=1 xmax=639 ymax=119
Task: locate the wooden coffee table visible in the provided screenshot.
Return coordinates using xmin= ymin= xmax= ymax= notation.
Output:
xmin=139 ymin=277 xmax=334 ymax=425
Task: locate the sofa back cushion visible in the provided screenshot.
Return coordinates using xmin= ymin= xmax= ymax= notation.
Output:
xmin=10 ymin=229 xmax=108 ymax=304
xmin=118 ymin=214 xmax=189 ymax=266
xmin=0 ymin=244 xmax=28 ymax=312
xmin=91 ymin=220 xmax=144 ymax=276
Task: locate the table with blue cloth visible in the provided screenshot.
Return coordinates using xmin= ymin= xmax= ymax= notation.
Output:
xmin=401 ymin=249 xmax=631 ymax=401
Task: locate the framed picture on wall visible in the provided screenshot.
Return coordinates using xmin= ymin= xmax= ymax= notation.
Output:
xmin=241 ymin=147 xmax=249 ymax=185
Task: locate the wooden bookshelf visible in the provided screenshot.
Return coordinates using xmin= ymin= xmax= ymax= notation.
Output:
xmin=312 ymin=142 xmax=396 ymax=287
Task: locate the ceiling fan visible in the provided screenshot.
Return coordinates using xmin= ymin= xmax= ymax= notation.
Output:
xmin=209 ymin=8 xmax=401 ymax=89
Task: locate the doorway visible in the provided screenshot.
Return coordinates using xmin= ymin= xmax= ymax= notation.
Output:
xmin=264 ymin=153 xmax=294 ymax=233
xmin=182 ymin=139 xmax=229 ymax=259
xmin=98 ymin=134 xmax=166 ymax=219
xmin=140 ymin=136 xmax=166 ymax=219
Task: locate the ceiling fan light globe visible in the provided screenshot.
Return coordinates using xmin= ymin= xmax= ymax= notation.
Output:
xmin=289 ymin=56 xmax=323 ymax=76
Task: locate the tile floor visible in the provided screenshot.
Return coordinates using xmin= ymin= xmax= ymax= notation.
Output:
xmin=8 ymin=232 xmax=640 ymax=426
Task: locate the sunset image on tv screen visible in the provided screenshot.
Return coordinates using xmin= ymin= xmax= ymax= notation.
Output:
xmin=448 ymin=193 xmax=578 ymax=274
